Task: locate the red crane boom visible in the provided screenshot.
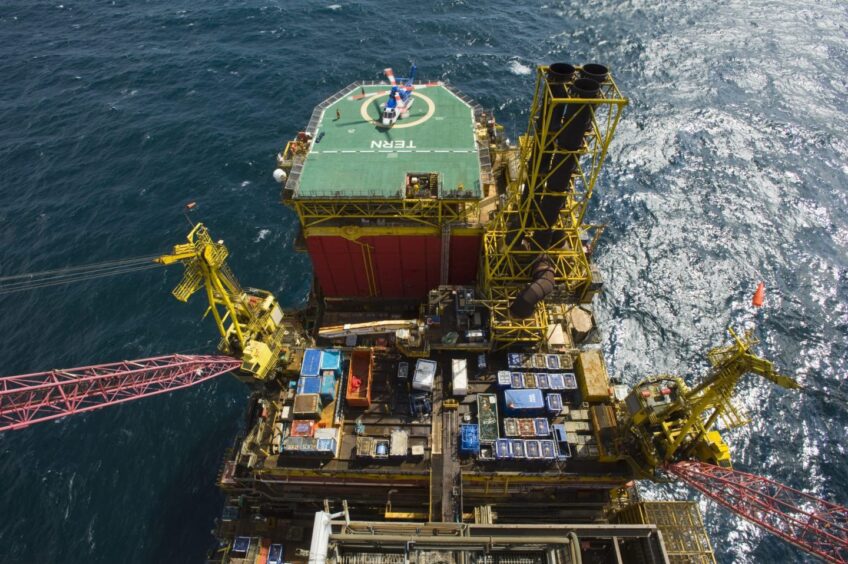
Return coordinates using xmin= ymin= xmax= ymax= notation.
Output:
xmin=0 ymin=354 xmax=243 ymax=432
xmin=668 ymin=461 xmax=848 ymax=563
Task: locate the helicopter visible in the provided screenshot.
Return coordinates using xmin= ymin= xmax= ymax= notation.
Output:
xmin=352 ymin=64 xmax=436 ymax=127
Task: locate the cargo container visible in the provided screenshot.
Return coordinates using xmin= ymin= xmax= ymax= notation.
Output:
xmin=282 ymin=436 xmax=305 ymax=452
xmin=510 ymin=372 xmax=524 ymax=389
xmin=504 ymin=389 xmax=545 ymax=415
xmin=536 ymin=373 xmax=550 ymax=389
xmin=518 ymin=418 xmax=536 ymax=437
xmin=503 ymin=418 xmax=519 ymax=437
xmin=232 ymin=537 xmax=251 ymax=558
xmin=546 ymin=393 xmax=563 ymax=414
xmin=548 ymin=373 xmax=565 ymax=390
xmin=268 ymin=544 xmax=284 ymax=564
xmin=314 ymin=427 xmax=337 ymax=441
xmin=477 ymin=394 xmax=499 ymax=443
xmin=552 ymin=423 xmax=568 ymax=444
xmin=297 ymin=376 xmax=320 ymax=395
xmin=495 ymin=439 xmax=512 ymax=459
xmin=319 ymin=349 xmax=342 ymax=376
xmin=319 ymin=374 xmax=336 ymax=402
xmin=460 ymin=424 xmax=480 ymax=454
xmin=300 ymin=348 xmax=322 ymax=377
xmin=345 ymin=349 xmax=373 ymax=407
xmin=413 ymin=359 xmax=437 ymax=392
xmin=576 ymin=350 xmax=611 ymax=402
xmin=534 ymin=418 xmax=550 ymax=437
xmin=355 ymin=436 xmax=373 ymax=458
xmin=290 ymin=419 xmax=316 ymax=437
xmin=511 ymin=439 xmax=526 ymax=458
xmin=525 ymin=440 xmax=542 ymax=459
xmin=563 ymin=372 xmax=578 ymax=389
xmin=390 ymin=430 xmax=408 ymax=457
xmin=533 ymin=354 xmax=547 ymax=369
xmin=540 ymin=440 xmax=556 ymax=460
xmin=523 ymin=373 xmax=537 ymax=388
xmin=556 ymin=439 xmax=571 ymax=461
xmin=507 ymin=353 xmax=521 ymax=369
xmin=545 ymin=354 xmax=561 ymax=370
xmin=316 ymin=438 xmax=337 ymax=455
xmin=293 ymin=394 xmax=322 ymax=419
xmin=451 ymin=358 xmax=468 ymax=396
xmin=496 ymin=371 xmax=512 ymax=388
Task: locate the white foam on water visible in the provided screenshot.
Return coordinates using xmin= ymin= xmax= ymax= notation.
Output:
xmin=508 ymin=60 xmax=531 ymax=76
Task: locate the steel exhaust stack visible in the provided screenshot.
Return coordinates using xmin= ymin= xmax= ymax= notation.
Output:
xmin=509 ymin=64 xmax=605 ymax=318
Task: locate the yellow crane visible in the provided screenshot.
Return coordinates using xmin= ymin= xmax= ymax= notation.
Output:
xmin=156 ymin=223 xmax=305 ymax=381
xmin=619 ymin=327 xmax=800 ymax=477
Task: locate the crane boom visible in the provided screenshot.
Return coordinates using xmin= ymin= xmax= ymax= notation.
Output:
xmin=0 ymin=355 xmax=242 ymax=432
xmin=668 ymin=461 xmax=848 ymax=563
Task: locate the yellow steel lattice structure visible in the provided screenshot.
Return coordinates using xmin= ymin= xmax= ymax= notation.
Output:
xmin=616 ymin=501 xmax=716 ymax=564
xmin=156 ymin=223 xmax=302 ymax=380
xmin=156 ymin=224 xmax=253 ymax=349
xmin=482 ymin=65 xmax=627 ymax=347
xmin=287 ymin=197 xmax=480 ymax=229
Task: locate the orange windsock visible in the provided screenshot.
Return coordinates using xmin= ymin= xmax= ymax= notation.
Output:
xmin=752 ymin=282 xmax=765 ymax=307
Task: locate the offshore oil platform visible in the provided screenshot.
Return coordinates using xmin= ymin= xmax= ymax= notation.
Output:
xmin=1 ymin=64 xmax=847 ymax=563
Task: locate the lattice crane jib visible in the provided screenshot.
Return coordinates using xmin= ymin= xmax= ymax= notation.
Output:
xmin=668 ymin=461 xmax=848 ymax=564
xmin=156 ymin=223 xmax=300 ymax=381
xmin=0 ymin=355 xmax=242 ymax=432
xmin=622 ymin=328 xmax=800 ymax=475
xmin=481 ymin=64 xmax=627 ymax=347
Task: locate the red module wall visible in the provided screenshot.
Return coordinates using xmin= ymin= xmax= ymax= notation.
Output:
xmin=306 ymin=234 xmax=481 ymax=298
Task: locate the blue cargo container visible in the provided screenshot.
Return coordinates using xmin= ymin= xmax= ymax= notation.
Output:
xmin=316 ymin=438 xmax=337 ymax=454
xmin=511 ymin=439 xmax=525 ymax=458
xmin=548 ymin=373 xmax=565 ymax=390
xmin=510 ymin=372 xmax=524 ymax=389
xmin=268 ymin=544 xmax=284 ymax=564
xmin=534 ymin=418 xmax=550 ymax=436
xmin=460 ymin=424 xmax=480 ymax=454
xmin=551 ymin=423 xmax=568 ymax=443
xmin=546 ymin=354 xmax=560 ymax=370
xmin=497 ymin=371 xmax=512 ymax=388
xmin=297 ymin=376 xmax=321 ymax=395
xmin=504 ymin=389 xmax=544 ymax=414
xmin=525 ymin=440 xmax=542 ymax=459
xmin=556 ymin=440 xmax=571 ymax=461
xmin=562 ymin=372 xmax=578 ymax=389
xmin=507 ymin=353 xmax=522 ymax=368
xmin=540 ymin=440 xmax=556 ymax=460
xmin=546 ymin=393 xmax=563 ymax=414
xmin=536 ymin=373 xmax=550 ymax=389
xmin=301 ymin=348 xmax=322 ymax=377
xmin=495 ymin=438 xmax=512 ymax=459
xmin=319 ymin=374 xmax=336 ymax=402
xmin=319 ymin=349 xmax=342 ymax=376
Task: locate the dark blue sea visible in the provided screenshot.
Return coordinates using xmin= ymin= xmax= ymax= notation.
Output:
xmin=1 ymin=0 xmax=846 ymax=561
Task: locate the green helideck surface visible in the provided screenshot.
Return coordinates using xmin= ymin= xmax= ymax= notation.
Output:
xmin=295 ymin=84 xmax=481 ymax=199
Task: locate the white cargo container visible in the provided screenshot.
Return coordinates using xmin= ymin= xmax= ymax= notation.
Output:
xmin=412 ymin=359 xmax=437 ymax=392
xmin=451 ymin=358 xmax=468 ymax=396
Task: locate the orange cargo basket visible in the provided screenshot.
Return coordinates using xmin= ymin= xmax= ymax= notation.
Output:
xmin=345 ymin=349 xmax=373 ymax=408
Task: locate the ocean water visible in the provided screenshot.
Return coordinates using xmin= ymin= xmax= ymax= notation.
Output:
xmin=0 ymin=0 xmax=845 ymax=561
